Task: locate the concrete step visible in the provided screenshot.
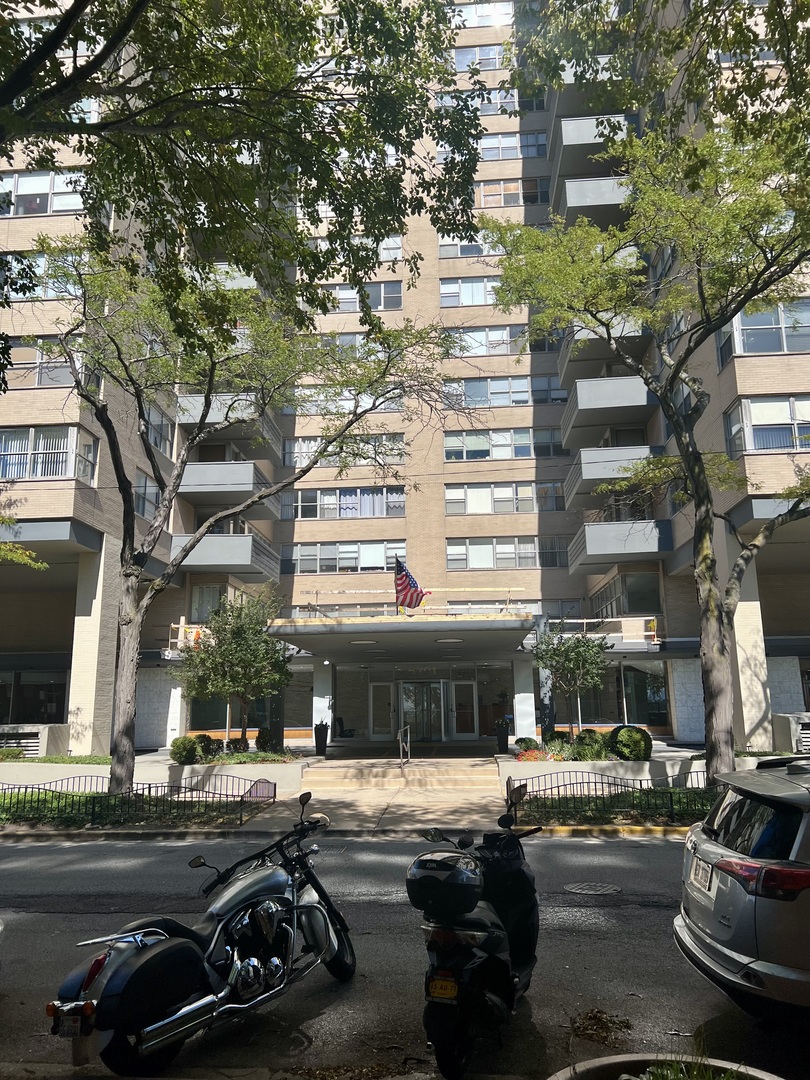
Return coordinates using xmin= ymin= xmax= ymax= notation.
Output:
xmin=303 ymin=761 xmax=500 ymax=790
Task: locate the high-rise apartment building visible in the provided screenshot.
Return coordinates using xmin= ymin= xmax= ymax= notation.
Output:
xmin=1 ymin=1 xmax=808 ymax=755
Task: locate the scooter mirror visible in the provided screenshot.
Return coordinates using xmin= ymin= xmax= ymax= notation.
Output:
xmin=299 ymin=791 xmax=313 ymax=808
xmin=422 ymin=828 xmax=445 ymax=843
xmin=188 ymin=856 xmax=206 ymax=868
xmin=458 ymin=832 xmax=475 ymax=850
xmin=498 ymin=813 xmax=515 ymax=830
xmin=510 ymin=784 xmax=528 ymax=804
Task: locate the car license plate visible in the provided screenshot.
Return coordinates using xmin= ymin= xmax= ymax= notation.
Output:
xmin=690 ymin=855 xmax=713 ymax=893
xmin=428 ymin=976 xmax=458 ymax=1002
xmin=57 ymin=1014 xmax=82 ymax=1038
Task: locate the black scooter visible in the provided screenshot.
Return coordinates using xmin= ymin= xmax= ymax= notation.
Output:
xmin=405 ymin=785 xmax=541 ymax=1079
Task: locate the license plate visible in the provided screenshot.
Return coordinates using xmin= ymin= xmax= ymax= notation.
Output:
xmin=690 ymin=855 xmax=713 ymax=893
xmin=57 ymin=1014 xmax=82 ymax=1038
xmin=428 ymin=976 xmax=458 ymax=1002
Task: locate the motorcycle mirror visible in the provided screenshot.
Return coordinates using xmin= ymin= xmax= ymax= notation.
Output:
xmin=458 ymin=832 xmax=475 ymax=850
xmin=498 ymin=813 xmax=515 ymax=830
xmin=188 ymin=856 xmax=207 ymax=868
xmin=299 ymin=791 xmax=312 ymax=808
xmin=422 ymin=828 xmax=445 ymax=843
xmin=510 ymin=784 xmax=528 ymax=805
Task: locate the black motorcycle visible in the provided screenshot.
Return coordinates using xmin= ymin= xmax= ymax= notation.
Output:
xmin=47 ymin=792 xmax=354 ymax=1076
xmin=405 ymin=785 xmax=541 ymax=1079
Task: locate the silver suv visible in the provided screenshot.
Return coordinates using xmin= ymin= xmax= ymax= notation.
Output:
xmin=674 ymin=757 xmax=810 ymax=1016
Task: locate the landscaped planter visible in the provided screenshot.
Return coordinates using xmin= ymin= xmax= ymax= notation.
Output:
xmin=546 ymin=1053 xmax=785 ymax=1080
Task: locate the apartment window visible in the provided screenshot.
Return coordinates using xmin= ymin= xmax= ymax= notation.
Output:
xmin=283 ymin=433 xmax=404 ymax=467
xmin=379 ymin=235 xmax=402 ymax=261
xmin=591 ymin=573 xmax=661 ymax=618
xmin=479 ymin=133 xmax=519 ymax=160
xmin=281 ymin=486 xmax=405 ymax=519
xmin=519 ymin=91 xmax=546 ymax=111
xmin=289 ymin=386 xmax=402 ymax=415
xmin=719 ymin=301 xmax=810 ymax=364
xmin=191 ymin=584 xmax=226 ymax=623
xmin=0 ymin=170 xmax=83 ymax=216
xmin=439 ymin=277 xmax=499 ymax=307
xmin=8 ymin=337 xmax=74 ymax=386
xmin=533 ymin=427 xmax=569 ymax=456
xmin=726 ymin=397 xmax=810 ymax=454
xmin=324 ymin=281 xmax=402 ymax=311
xmin=542 ymin=599 xmax=582 ymax=621
xmin=531 ymin=375 xmax=567 ymax=403
xmin=438 ymin=236 xmax=504 ymax=258
xmin=145 ymin=403 xmax=172 ymax=455
xmin=454 ymin=44 xmax=504 ymax=71
xmin=453 ymin=2 xmax=514 ymax=28
xmin=444 ymin=481 xmax=563 ymax=514
xmin=448 ymin=325 xmax=525 ymax=355
xmin=479 ymin=89 xmax=518 ymax=115
xmin=520 ymin=132 xmax=547 ymax=158
xmin=445 ymin=535 xmax=570 ymax=569
xmin=474 ymin=177 xmax=549 ymax=207
xmin=134 ymin=471 xmax=160 ymax=518
xmin=530 ymin=332 xmax=561 ymax=352
xmin=281 ymin=539 xmax=406 ymax=575
xmin=445 ymin=376 xmax=531 ymax=407
xmin=0 ymin=425 xmax=96 ymax=481
xmin=444 ymin=428 xmax=532 ymax=460
xmin=5 ymin=252 xmax=64 ymax=300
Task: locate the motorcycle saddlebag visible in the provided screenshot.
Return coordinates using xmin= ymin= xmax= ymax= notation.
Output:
xmin=95 ymin=937 xmax=209 ymax=1034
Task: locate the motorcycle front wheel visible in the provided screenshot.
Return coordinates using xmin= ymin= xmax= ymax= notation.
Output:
xmin=99 ymin=1031 xmax=184 ymax=1077
xmin=322 ymin=915 xmax=356 ymax=982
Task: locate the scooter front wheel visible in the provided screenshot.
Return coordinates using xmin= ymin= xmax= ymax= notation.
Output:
xmin=433 ymin=1029 xmax=471 ymax=1080
xmin=99 ymin=1031 xmax=184 ymax=1077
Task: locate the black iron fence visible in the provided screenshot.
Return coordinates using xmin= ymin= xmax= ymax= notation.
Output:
xmin=506 ymin=770 xmax=722 ymax=825
xmin=0 ymin=777 xmax=276 ymax=828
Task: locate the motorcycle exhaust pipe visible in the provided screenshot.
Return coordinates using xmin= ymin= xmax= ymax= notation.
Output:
xmin=139 ymin=993 xmax=219 ymax=1052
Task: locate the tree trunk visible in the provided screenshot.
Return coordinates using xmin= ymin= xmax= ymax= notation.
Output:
xmin=109 ymin=575 xmax=144 ymax=794
xmin=239 ymin=697 xmax=250 ymax=744
xmin=696 ymin=571 xmax=737 ymax=784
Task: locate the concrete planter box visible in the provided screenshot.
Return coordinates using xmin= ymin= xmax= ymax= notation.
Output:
xmin=547 ymin=1053 xmax=783 ymax=1080
xmin=497 ymin=757 xmax=760 ymax=791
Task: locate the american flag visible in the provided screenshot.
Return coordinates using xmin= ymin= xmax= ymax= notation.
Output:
xmin=395 ymin=557 xmax=430 ymax=609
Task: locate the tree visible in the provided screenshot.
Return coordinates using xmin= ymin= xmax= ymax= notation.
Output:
xmin=0 ymin=0 xmax=483 ymax=387
xmin=179 ymin=594 xmax=291 ymax=746
xmin=43 ymin=240 xmax=460 ymax=792
xmin=485 ymin=129 xmax=810 ymax=782
xmin=534 ymin=631 xmax=613 ymax=742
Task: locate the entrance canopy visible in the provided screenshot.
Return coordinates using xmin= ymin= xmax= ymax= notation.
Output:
xmin=267 ymin=614 xmax=537 ymax=664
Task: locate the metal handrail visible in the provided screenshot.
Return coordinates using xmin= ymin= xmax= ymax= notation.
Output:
xmin=398 ymin=724 xmax=411 ymax=775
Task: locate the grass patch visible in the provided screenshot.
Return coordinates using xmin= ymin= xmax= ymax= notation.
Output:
xmin=26 ymin=755 xmax=112 ymax=765
xmin=0 ymin=789 xmax=250 ymax=829
xmin=208 ymin=751 xmax=295 ymax=764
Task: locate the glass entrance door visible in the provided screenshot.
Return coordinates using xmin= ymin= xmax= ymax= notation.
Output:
xmin=400 ymin=681 xmax=443 ymax=741
xmin=370 ymin=683 xmax=395 ymax=740
xmin=451 ymin=681 xmax=478 ymax=739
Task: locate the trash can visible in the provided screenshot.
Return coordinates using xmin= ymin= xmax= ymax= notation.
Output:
xmin=314 ymin=721 xmax=329 ymax=756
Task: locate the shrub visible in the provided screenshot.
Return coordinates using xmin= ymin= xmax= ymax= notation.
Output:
xmin=225 ymin=737 xmax=250 ymax=754
xmin=572 ymin=729 xmax=607 ymax=761
xmin=543 ymin=738 xmax=574 ymax=761
xmin=0 ymin=747 xmax=24 ymax=761
xmin=193 ymin=734 xmax=218 ymax=761
xmin=169 ymin=736 xmax=199 ymax=765
xmin=607 ymin=725 xmax=653 ymax=761
xmin=516 ymin=748 xmax=568 ymax=762
xmin=255 ymin=728 xmax=278 ymax=753
xmin=515 ymin=736 xmax=540 ymax=751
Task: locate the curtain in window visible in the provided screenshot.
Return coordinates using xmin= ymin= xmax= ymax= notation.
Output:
xmin=0 ymin=428 xmax=29 ymax=478
xmin=339 ymin=488 xmax=359 ymax=517
xmin=359 ymin=487 xmax=383 ymax=516
xmin=32 ymin=426 xmax=69 ymax=477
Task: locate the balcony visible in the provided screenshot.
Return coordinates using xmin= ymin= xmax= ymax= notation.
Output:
xmin=545 ymin=57 xmax=614 ymax=127
xmin=556 ymin=177 xmax=626 ymax=228
xmin=561 ymin=376 xmax=658 ymax=449
xmin=176 ymin=394 xmax=282 ymax=460
xmin=558 ymin=320 xmax=650 ymax=390
xmin=170 ymin=530 xmax=280 ymax=582
xmin=564 ymin=446 xmax=662 ymax=509
xmin=549 ymin=115 xmax=630 ymax=190
xmin=178 ymin=462 xmax=279 ymax=520
xmin=545 ymin=615 xmax=660 ymax=653
xmin=568 ymin=519 xmax=673 ymax=573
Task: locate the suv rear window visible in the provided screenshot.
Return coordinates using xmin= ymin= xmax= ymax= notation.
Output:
xmin=703 ymin=788 xmax=802 ymax=860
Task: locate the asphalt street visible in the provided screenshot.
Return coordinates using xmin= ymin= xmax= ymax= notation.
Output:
xmin=0 ymin=835 xmax=805 ymax=1080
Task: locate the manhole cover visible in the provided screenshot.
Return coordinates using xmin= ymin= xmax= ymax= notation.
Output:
xmin=563 ymin=882 xmax=622 ymax=895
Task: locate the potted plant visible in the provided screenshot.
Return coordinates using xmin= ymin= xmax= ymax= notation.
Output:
xmin=546 ymin=1054 xmax=785 ymax=1080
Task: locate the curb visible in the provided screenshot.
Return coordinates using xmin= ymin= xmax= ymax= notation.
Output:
xmin=0 ymin=824 xmax=690 ymax=843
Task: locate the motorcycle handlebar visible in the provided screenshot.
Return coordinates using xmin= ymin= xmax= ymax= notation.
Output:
xmin=200 ymin=815 xmax=329 ymax=897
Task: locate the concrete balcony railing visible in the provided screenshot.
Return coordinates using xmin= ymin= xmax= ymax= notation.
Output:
xmin=549 ymin=115 xmax=630 ymax=196
xmin=558 ymin=320 xmax=650 ymax=390
xmin=561 ymin=376 xmax=658 ymax=449
xmin=545 ymin=615 xmax=661 ymax=652
xmin=567 ymin=519 xmax=673 ymax=573
xmin=178 ymin=461 xmax=279 ymax=520
xmin=564 ymin=445 xmax=663 ymax=509
xmin=555 ymin=176 xmax=626 ymax=228
xmin=177 ymin=394 xmax=283 ymax=461
xmin=170 ymin=530 xmax=280 ymax=582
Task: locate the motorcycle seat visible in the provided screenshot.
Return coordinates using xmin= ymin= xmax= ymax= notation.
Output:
xmin=454 ymin=900 xmax=505 ymax=932
xmin=117 ymin=911 xmax=218 ymax=952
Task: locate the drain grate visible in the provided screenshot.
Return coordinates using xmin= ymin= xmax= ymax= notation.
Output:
xmin=563 ymin=882 xmax=622 ymax=895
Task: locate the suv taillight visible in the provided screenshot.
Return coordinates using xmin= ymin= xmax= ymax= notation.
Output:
xmin=715 ymin=858 xmax=810 ymax=901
